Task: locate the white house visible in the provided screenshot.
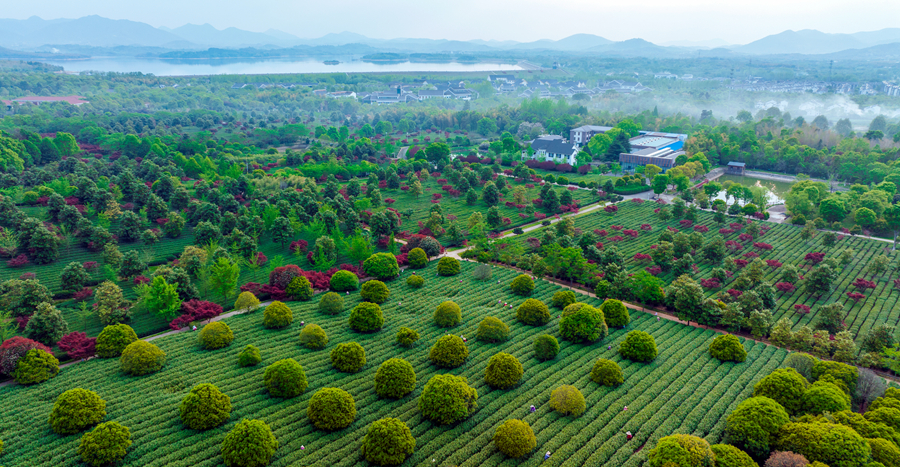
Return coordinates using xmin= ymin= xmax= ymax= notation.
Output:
xmin=525 ymin=135 xmax=579 ymax=165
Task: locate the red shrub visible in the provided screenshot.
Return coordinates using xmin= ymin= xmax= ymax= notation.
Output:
xmin=289 ymin=239 xmax=308 ymax=253
xmin=743 ymin=252 xmax=759 ymax=259
xmin=775 ymin=282 xmax=796 ymax=293
xmin=700 ymin=278 xmax=721 ymax=289
xmin=0 ymin=337 xmax=51 ymax=375
xmin=679 ymin=220 xmax=693 ymax=228
xmin=727 ymin=289 xmax=743 ymax=298
xmin=719 ymin=228 xmax=734 ymax=235
xmin=633 ymin=253 xmax=652 ymax=262
xmin=645 ymin=266 xmax=662 ymax=276
xmin=753 ymin=242 xmax=773 ymax=251
xmin=729 ymin=222 xmax=744 ymax=230
xmin=846 ymin=292 xmax=866 ymax=303
xmin=794 ymin=304 xmax=811 ymax=314
xmin=693 ymin=225 xmax=709 ymax=233
xmin=738 ymin=233 xmax=753 ymax=242
xmin=623 ymin=229 xmax=639 ymax=238
xmin=170 ymin=300 xmax=224 ymax=330
xmin=133 ymin=275 xmax=149 ymax=285
xmin=610 ymin=225 xmax=623 ymax=231
xmin=73 ymin=288 xmax=93 ymax=301
xmin=766 ymin=260 xmax=782 ymax=269
xmin=83 ymin=261 xmax=100 ymax=271
xmin=269 ymin=265 xmax=304 ymax=289
xmin=805 ymin=252 xmax=825 ymax=264
xmin=6 ymin=254 xmax=28 ymax=268
xmin=640 ymin=224 xmax=652 ymax=231
xmin=57 ymin=332 xmax=97 ymax=359
xmin=852 ymin=278 xmax=877 ymax=291
xmin=605 ymin=205 xmax=619 ymax=214
xmin=733 ymin=259 xmax=749 ymax=269
xmin=725 ymin=241 xmax=743 ymax=252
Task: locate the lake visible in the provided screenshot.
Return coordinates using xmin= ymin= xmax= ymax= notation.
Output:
xmin=31 ymin=57 xmax=524 ymax=76
xmin=712 ymin=174 xmax=793 ymax=206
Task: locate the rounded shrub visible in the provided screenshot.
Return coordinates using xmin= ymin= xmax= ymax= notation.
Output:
xmin=199 ymin=321 xmax=234 ymax=349
xmin=264 ymin=358 xmax=308 ymax=398
xmin=262 ymin=301 xmax=293 ymax=329
xmin=376 ymin=358 xmax=416 ymax=399
xmin=419 ymin=374 xmax=478 ymax=425
xmin=485 ymin=352 xmax=524 ymax=389
xmin=360 ymin=280 xmax=390 ymax=304
xmin=436 ymin=256 xmax=461 ymax=276
xmin=286 ymin=276 xmax=313 ymax=301
xmin=549 ymin=385 xmax=585 ymax=417
xmin=493 ymin=419 xmax=536 ymax=458
xmin=349 ymin=302 xmax=384 ymax=332
xmin=180 ymin=383 xmax=231 ymax=430
xmin=434 ymin=301 xmax=462 ymax=327
xmin=396 ymin=327 xmax=420 ymax=347
xmin=710 ymin=444 xmax=756 ymax=467
xmin=591 ymin=359 xmax=624 ymax=386
xmin=307 ymin=388 xmax=356 ymax=431
xmin=330 ymin=270 xmax=359 ymax=291
xmin=234 ymin=291 xmax=261 ymax=312
xmin=477 ymin=316 xmax=510 ymax=342
xmin=221 ymin=419 xmax=278 ymax=467
xmin=13 ymin=348 xmax=59 ymax=384
xmin=774 ymin=421 xmax=870 ymax=467
xmin=299 ymin=324 xmax=328 ymax=350
xmin=516 ymin=299 xmax=551 ymax=326
xmin=753 ymin=368 xmax=809 ymax=415
xmin=49 ymin=388 xmax=107 ymax=435
xmin=77 ymin=422 xmax=131 ymax=467
xmin=560 ymin=303 xmax=608 ymax=343
xmin=408 ymin=247 xmax=428 ymax=269
xmin=601 ymin=299 xmax=630 ymax=328
xmin=619 ymin=330 xmax=658 ymax=362
xmin=725 ymin=396 xmax=790 ymax=459
xmin=785 ymin=352 xmax=817 ymax=380
xmin=870 ymin=437 xmax=900 ymax=467
xmin=96 ymin=324 xmax=138 ymax=358
xmin=361 ymin=418 xmax=415 ymax=466
xmin=804 ymin=380 xmax=850 ymax=415
xmin=318 ymin=292 xmax=344 ymax=315
xmin=534 ymin=334 xmax=560 ymax=361
xmin=551 ymin=290 xmax=577 ymax=309
xmin=811 ymin=360 xmax=858 ymax=390
xmin=331 ymin=342 xmax=366 ymax=373
xmin=866 ymin=407 xmax=900 ymax=431
xmin=709 ymin=334 xmax=747 ymax=363
xmin=363 ymin=252 xmax=400 ymax=280
xmin=429 ymin=335 xmax=469 ymax=368
xmin=120 ymin=341 xmax=166 ymax=376
xmin=238 ymin=344 xmax=262 ymax=367
xmin=406 ymin=275 xmax=424 ymax=288
xmin=510 ymin=274 xmax=535 ymax=296
xmin=647 ymin=434 xmax=715 ymax=467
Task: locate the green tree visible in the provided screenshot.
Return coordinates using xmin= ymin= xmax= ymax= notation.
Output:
xmin=271 ymin=216 xmax=294 ymax=248
xmin=146 ymin=276 xmax=182 ymax=320
xmin=207 ymin=257 xmax=240 ymax=303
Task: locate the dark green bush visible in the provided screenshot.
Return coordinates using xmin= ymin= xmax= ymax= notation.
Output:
xmin=13 ymin=348 xmax=59 ymax=384
xmin=375 ymin=358 xmax=416 ymax=399
xmin=77 ymin=422 xmax=131 ymax=467
xmin=180 ymin=383 xmax=231 ymax=430
xmin=396 ymin=327 xmax=420 ymax=347
xmin=360 ymin=280 xmax=390 ymax=304
xmin=429 ymin=335 xmax=469 ymax=368
xmin=285 ymin=276 xmax=313 ymax=301
xmin=710 ymin=444 xmax=756 ymax=467
xmin=753 ymin=368 xmax=809 ymax=415
xmin=785 ymin=352 xmax=817 ymax=380
xmin=49 ymin=388 xmax=107 ymax=435
xmin=811 ymin=360 xmax=858 ymax=390
xmin=869 ymin=437 xmax=900 ymax=467
xmin=238 ymin=344 xmax=262 ymax=367
xmin=774 ymin=421 xmax=871 ymax=467
xmin=406 ymin=275 xmax=424 ymax=288
xmin=221 ymin=419 xmax=278 ymax=467
xmin=95 ymin=324 xmax=137 ymax=358
xmin=349 ymin=302 xmax=384 ymax=332
xmin=331 ymin=342 xmax=366 ymax=373
xmin=619 ymin=330 xmax=657 ymax=362
xmin=647 ymin=434 xmax=715 ymax=467
xmin=434 ymin=301 xmax=462 ymax=327
xmin=408 ymin=248 xmax=428 ymax=269
xmin=510 ymin=274 xmax=535 ymax=296
xmin=264 ymin=358 xmax=307 ymax=398
xmin=493 ymin=419 xmax=536 ymax=458
xmin=476 ymin=316 xmax=510 ymax=342
xmin=591 ymin=359 xmax=624 ymax=386
xmin=318 ymin=292 xmax=344 ymax=315
xmin=804 ymin=380 xmax=850 ymax=415
xmin=560 ymin=303 xmax=608 ymax=343
xmin=484 ymin=352 xmax=523 ymax=389
xmin=418 ymin=374 xmax=478 ymax=425
xmin=262 ymin=301 xmax=293 ymax=329
xmin=299 ymin=324 xmax=328 ymax=349
xmin=363 ymin=253 xmax=400 ymax=280
xmin=516 ymin=299 xmax=551 ymax=326
xmin=534 ymin=334 xmax=560 ymax=361
xmin=551 ymin=290 xmax=577 ymax=309
xmin=725 ymin=396 xmax=790 ymax=459
xmin=437 ymin=256 xmax=460 ymax=276
xmin=601 ymin=299 xmax=630 ymax=328
xmin=199 ymin=321 xmax=234 ymax=349
xmin=709 ymin=334 xmax=747 ymax=362
xmin=361 ymin=418 xmax=415 ymax=466
xmin=329 ymin=270 xmax=359 ymax=291
xmin=120 ymin=341 xmax=165 ymax=376
xmin=307 ymin=388 xmax=356 ymax=431
xmin=549 ymin=385 xmax=585 ymax=417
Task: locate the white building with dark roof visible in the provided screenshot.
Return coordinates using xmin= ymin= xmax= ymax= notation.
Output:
xmin=569 ymin=125 xmax=614 ymax=147
xmin=526 ymin=135 xmax=579 ymax=165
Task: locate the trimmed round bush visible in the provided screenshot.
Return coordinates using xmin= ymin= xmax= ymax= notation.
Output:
xmin=360 ymin=280 xmax=390 ymax=304
xmin=77 ymin=422 xmax=131 ymax=467
xmin=221 ymin=419 xmax=278 ymax=467
xmin=601 ymin=299 xmax=630 ymax=328
xmin=120 ymin=341 xmax=166 ymax=376
xmin=349 ymin=302 xmax=384 ymax=332
xmin=376 ymin=358 xmax=416 ymax=399
xmin=264 ymin=358 xmax=308 ymax=398
xmin=396 ymin=327 xmax=420 ymax=347
xmin=361 ymin=418 xmax=415 ymax=466
xmin=619 ymin=330 xmax=658 ymax=362
xmin=549 ymin=385 xmax=585 ymax=417
xmin=330 ymin=270 xmax=359 ymax=291
xmin=774 ymin=421 xmax=871 ymax=467
xmin=866 ymin=407 xmax=900 ymax=431
xmin=299 ymin=324 xmax=328 ymax=350
xmin=234 ymin=291 xmax=261 ymax=312
xmin=510 ymin=274 xmax=535 ymax=296
xmin=285 ymin=276 xmax=313 ymax=301
xmin=408 ymin=248 xmax=428 ymax=269
xmin=14 ymin=348 xmax=59 ymax=384
xmin=96 ymin=324 xmax=137 ymax=358
xmin=648 ymin=434 xmax=715 ymax=467
xmin=560 ymin=303 xmax=608 ymax=343
xmin=180 ymin=383 xmax=231 ymax=430
xmin=238 ymin=344 xmax=262 ymax=367
xmin=436 ymin=256 xmax=461 ymax=276
xmin=710 ymin=444 xmax=756 ymax=467
xmin=318 ymin=292 xmax=344 ymax=315
xmin=199 ymin=321 xmax=234 ymax=349
xmin=307 ymin=388 xmax=356 ymax=431
xmin=726 ymin=396 xmax=790 ymax=459
xmin=477 ymin=316 xmax=510 ymax=342
xmin=804 ymin=380 xmax=850 ymax=415
xmin=331 ymin=342 xmax=366 ymax=373
xmin=870 ymin=437 xmax=900 ymax=467
xmin=484 ymin=352 xmax=523 ymax=389
xmin=406 ymin=275 xmax=424 ymax=288
xmin=419 ymin=374 xmax=478 ymax=425
xmin=262 ymin=301 xmax=293 ymax=329
xmin=429 ymin=335 xmax=469 ymax=368
xmin=434 ymin=301 xmax=462 ymax=327
xmin=709 ymin=334 xmax=747 ymax=362
xmin=49 ymin=388 xmax=107 ymax=435
xmin=591 ymin=359 xmax=624 ymax=386
xmin=493 ymin=419 xmax=536 ymax=458
xmin=363 ymin=253 xmax=400 ymax=280
xmin=534 ymin=334 xmax=560 ymax=361
xmin=871 ymin=396 xmax=900 ymax=412
xmin=551 ymin=290 xmax=577 ymax=309
xmin=753 ymin=368 xmax=809 ymax=415
xmin=516 ymin=299 xmax=551 ymax=326
xmin=811 ymin=360 xmax=858 ymax=390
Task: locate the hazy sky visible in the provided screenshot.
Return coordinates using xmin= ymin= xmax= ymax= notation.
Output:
xmin=4 ymin=0 xmax=900 ymax=44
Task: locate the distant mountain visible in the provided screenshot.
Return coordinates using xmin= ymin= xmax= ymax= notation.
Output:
xmin=733 ymin=28 xmax=900 ymax=55
xmin=511 ymin=34 xmax=613 ymax=51
xmin=164 ymin=23 xmax=298 ymax=47
xmin=660 ymin=38 xmax=731 ymax=49
xmin=0 ymin=15 xmax=185 ymax=48
xmin=822 ymin=41 xmax=900 ymax=60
